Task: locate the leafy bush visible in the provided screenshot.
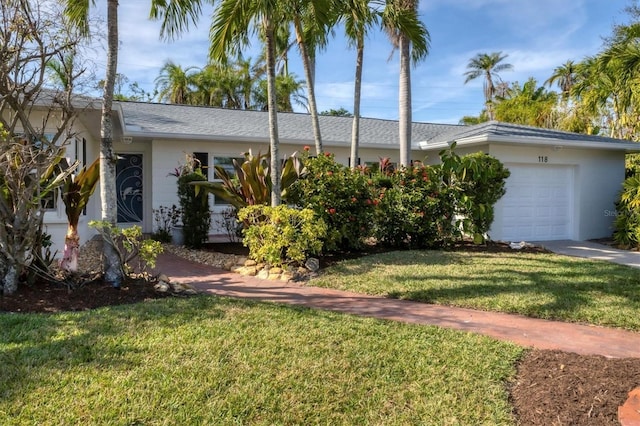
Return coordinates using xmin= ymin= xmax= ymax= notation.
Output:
xmin=374 ymin=163 xmax=457 ymax=248
xmin=89 ymin=221 xmax=164 ymax=275
xmin=613 ymin=174 xmax=640 ymax=249
xmin=238 ymin=205 xmax=327 ymax=267
xmin=288 ymin=152 xmax=377 ymax=251
xmin=442 ymin=148 xmax=510 ymax=243
xmin=177 ymin=170 xmax=211 ymax=248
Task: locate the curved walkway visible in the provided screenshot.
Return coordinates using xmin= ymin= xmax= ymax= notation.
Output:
xmin=156 ymin=251 xmax=640 ymax=359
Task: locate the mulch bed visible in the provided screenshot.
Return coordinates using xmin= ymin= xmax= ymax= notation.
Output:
xmin=1 ymin=242 xmax=638 ymax=425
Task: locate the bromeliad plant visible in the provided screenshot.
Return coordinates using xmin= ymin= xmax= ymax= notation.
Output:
xmin=59 ymin=157 xmax=100 ymax=272
xmin=192 ymin=151 xmax=303 ymax=210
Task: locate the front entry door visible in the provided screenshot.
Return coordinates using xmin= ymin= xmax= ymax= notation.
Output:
xmin=116 ymin=153 xmax=143 ymax=224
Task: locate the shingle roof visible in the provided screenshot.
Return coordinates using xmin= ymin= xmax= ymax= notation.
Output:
xmin=425 ymin=121 xmax=631 ymax=145
xmin=115 ymin=101 xmax=640 ymax=151
xmin=115 ymin=101 xmax=461 ymax=148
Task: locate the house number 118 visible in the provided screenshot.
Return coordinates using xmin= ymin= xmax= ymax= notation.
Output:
xmin=538 ymin=156 xmax=548 ymax=163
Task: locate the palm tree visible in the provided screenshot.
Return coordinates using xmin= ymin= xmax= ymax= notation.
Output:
xmin=464 ymin=51 xmax=513 ymax=120
xmin=64 ymin=0 xmax=123 ymax=287
xmin=209 ymin=0 xmax=286 ymax=206
xmin=289 ymin=1 xmax=334 ymax=155
xmin=383 ymin=0 xmax=430 ymax=167
xmin=545 ymin=60 xmax=577 ymax=101
xmin=154 ymin=61 xmax=198 ymax=104
xmin=341 ymin=0 xmax=379 ymax=169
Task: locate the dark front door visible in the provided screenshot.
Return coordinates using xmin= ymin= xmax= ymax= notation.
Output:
xmin=116 ymin=153 xmax=143 ymax=224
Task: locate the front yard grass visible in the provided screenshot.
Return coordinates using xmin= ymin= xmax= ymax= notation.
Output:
xmin=311 ymin=250 xmax=640 ymax=331
xmin=0 ymin=296 xmax=522 ymax=425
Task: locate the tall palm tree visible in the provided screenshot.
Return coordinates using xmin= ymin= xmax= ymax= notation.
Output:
xmin=64 ymin=0 xmax=123 ymax=287
xmin=545 ymin=60 xmax=577 ymax=101
xmin=464 ymin=51 xmax=513 ymax=120
xmin=289 ymin=1 xmax=333 ymax=155
xmin=342 ymin=0 xmax=379 ymax=169
xmin=154 ymin=60 xmax=198 ymax=104
xmin=383 ymin=0 xmax=430 ymax=167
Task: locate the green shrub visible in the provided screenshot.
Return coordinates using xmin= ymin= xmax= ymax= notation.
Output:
xmin=177 ymin=170 xmax=211 ymax=249
xmin=288 ymin=152 xmax=376 ymax=251
xmin=89 ymin=221 xmax=164 ymax=275
xmin=614 ymin=174 xmax=640 ymax=249
xmin=447 ymin=150 xmax=510 ymax=243
xmin=374 ymin=163 xmax=457 ymax=248
xmin=238 ymin=205 xmax=327 ymax=267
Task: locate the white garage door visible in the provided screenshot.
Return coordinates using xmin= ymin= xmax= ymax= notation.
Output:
xmin=496 ymin=164 xmax=573 ymax=241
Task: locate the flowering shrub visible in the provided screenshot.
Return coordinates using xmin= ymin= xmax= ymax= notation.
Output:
xmin=374 ymin=163 xmax=457 ymax=248
xmin=238 ymin=205 xmax=327 ymax=266
xmin=288 ymin=152 xmax=377 ymax=251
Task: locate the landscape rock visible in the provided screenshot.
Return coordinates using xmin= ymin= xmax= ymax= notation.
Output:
xmin=237 ymin=266 xmax=257 ymax=276
xmin=257 ymin=269 xmax=270 ymax=280
xmin=244 ymin=259 xmax=257 ymax=267
xmin=305 ymin=258 xmax=320 ymax=272
xmin=154 ymin=281 xmax=171 ymax=293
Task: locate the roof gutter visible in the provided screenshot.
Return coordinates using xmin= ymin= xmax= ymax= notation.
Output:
xmin=419 ymin=133 xmax=640 ymax=152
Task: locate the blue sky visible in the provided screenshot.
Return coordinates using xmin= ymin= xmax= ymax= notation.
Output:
xmin=90 ymin=0 xmax=629 ymax=124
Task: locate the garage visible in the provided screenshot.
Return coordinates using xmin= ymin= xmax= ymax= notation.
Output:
xmin=418 ymin=122 xmax=639 ymax=242
xmin=496 ymin=164 xmax=573 ymax=241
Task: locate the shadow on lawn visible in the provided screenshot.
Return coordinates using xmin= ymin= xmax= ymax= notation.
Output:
xmin=383 ymin=252 xmax=640 ymax=325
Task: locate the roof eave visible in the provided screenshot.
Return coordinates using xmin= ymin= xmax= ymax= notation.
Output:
xmin=420 ymin=133 xmax=640 ymax=152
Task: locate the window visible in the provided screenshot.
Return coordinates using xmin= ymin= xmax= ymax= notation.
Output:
xmin=193 ymin=152 xmax=209 ymax=178
xmin=212 ymin=155 xmax=243 ymax=206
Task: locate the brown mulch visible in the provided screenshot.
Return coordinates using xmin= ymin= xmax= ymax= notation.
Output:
xmin=1 ymin=242 xmax=638 ymax=425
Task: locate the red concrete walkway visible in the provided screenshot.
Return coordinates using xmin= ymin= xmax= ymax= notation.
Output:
xmin=157 ymin=252 xmax=640 ymax=359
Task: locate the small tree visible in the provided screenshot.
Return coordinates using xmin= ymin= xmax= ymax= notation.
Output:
xmin=59 ymin=157 xmax=100 ymax=272
xmin=0 ymin=0 xmax=87 ymax=294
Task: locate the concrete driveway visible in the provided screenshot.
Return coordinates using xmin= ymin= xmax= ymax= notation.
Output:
xmin=537 ymin=240 xmax=640 ymax=268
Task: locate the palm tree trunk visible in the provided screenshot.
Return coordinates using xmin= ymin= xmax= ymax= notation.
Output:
xmin=398 ymin=33 xmax=412 ymax=167
xmin=101 ymin=0 xmax=122 ymax=287
xmin=293 ymin=18 xmax=323 ymax=155
xmin=264 ymin=16 xmax=281 ymax=207
xmin=350 ymin=35 xmax=364 ymax=170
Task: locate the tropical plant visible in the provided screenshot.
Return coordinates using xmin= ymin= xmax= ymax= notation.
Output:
xmin=613 ymin=174 xmax=640 ymax=249
xmin=383 ymin=0 xmax=430 ymax=167
xmin=463 ymin=51 xmax=513 ymax=120
xmin=154 ymin=60 xmax=198 ymax=104
xmin=494 ymin=78 xmax=559 ymax=128
xmin=238 ymin=205 xmax=327 ymax=266
xmin=89 ymin=221 xmax=164 ymax=275
xmin=193 ymin=151 xmax=303 ymax=211
xmin=59 ymin=157 xmax=101 ymax=272
xmin=545 ymin=60 xmax=577 ymax=102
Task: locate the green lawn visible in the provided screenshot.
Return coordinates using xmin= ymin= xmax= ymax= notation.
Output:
xmin=0 ymin=296 xmax=522 ymax=425
xmin=311 ymin=250 xmax=640 ymax=330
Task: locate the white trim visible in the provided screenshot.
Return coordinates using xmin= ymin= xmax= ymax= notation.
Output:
xmin=419 ymin=134 xmax=640 ymax=152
